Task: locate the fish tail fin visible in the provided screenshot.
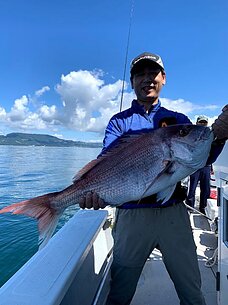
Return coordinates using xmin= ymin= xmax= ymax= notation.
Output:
xmin=0 ymin=192 xmax=62 ymax=249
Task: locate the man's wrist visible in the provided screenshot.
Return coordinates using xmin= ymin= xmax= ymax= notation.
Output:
xmin=212 ymin=137 xmax=226 ymax=145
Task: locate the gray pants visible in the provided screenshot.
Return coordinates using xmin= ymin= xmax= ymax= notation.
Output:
xmin=106 ymin=202 xmax=206 ymax=305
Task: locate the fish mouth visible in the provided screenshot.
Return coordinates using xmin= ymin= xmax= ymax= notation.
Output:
xmin=198 ymin=127 xmax=214 ymax=141
xmin=182 ymin=125 xmax=213 ymax=143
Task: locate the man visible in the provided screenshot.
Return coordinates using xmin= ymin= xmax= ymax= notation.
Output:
xmin=80 ymin=52 xmax=227 ymax=305
xmin=186 ymin=115 xmax=212 ymax=214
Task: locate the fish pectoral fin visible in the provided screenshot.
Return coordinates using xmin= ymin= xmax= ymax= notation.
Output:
xmin=157 ymin=184 xmax=176 ymax=204
xmin=137 ymin=160 xmax=173 ymax=204
xmin=162 ymin=160 xmax=176 ymax=174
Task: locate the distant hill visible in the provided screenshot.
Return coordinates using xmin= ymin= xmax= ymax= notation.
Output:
xmin=0 ymin=132 xmax=102 ymax=148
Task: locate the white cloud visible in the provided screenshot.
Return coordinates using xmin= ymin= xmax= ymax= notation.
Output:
xmin=0 ymin=106 xmax=6 ymax=119
xmin=55 ymin=70 xmax=131 ymax=132
xmin=35 ymin=86 xmax=50 ymax=97
xmin=0 ymin=69 xmax=225 ymax=138
xmin=0 ymin=70 xmax=130 ymax=134
xmin=2 ymin=95 xmax=50 ymax=130
xmin=160 ymin=98 xmax=220 ymax=115
xmin=160 ymin=97 xmax=222 ymax=125
xmin=39 ymin=105 xmax=58 ymax=122
xmin=22 ymin=113 xmax=47 ymax=129
xmin=9 ymin=95 xmax=29 ymax=121
xmin=160 ymin=98 xmax=195 ymax=114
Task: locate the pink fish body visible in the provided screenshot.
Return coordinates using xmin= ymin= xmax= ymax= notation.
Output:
xmin=0 ymin=125 xmax=214 ymax=247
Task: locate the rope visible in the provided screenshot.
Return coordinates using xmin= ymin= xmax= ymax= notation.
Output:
xmin=205 ymin=247 xmax=218 ymax=268
xmin=184 ymin=203 xmax=218 ymax=268
xmin=119 ymin=0 xmax=134 ymax=112
xmin=184 ymin=202 xmax=212 ymax=221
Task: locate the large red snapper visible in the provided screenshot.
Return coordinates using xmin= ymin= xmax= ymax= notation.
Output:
xmin=0 ymin=125 xmax=214 ymax=247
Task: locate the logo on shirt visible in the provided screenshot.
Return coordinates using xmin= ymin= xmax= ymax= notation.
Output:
xmin=159 ymin=117 xmax=177 ymax=127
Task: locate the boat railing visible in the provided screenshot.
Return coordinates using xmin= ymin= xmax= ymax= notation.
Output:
xmin=0 ymin=209 xmax=114 ymax=305
xmin=217 ymin=171 xmax=228 ymax=305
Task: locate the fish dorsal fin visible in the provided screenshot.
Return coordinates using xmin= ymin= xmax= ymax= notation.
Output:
xmin=73 ymin=131 xmax=150 ymax=183
xmin=73 ymin=158 xmax=103 ymax=182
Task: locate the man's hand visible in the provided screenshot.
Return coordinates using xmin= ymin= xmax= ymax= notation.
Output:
xmin=79 ymin=191 xmax=107 ymax=210
xmin=212 ymin=104 xmax=228 ymax=140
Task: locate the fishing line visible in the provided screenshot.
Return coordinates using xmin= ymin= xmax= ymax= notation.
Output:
xmin=119 ymin=0 xmax=134 ymax=112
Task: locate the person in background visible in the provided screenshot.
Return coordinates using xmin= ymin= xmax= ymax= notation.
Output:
xmin=79 ymin=52 xmax=227 ymax=305
xmin=186 ymin=115 xmax=211 ymax=214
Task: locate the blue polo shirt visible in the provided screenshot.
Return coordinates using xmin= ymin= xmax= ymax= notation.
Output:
xmin=101 ymin=100 xmax=191 ymax=154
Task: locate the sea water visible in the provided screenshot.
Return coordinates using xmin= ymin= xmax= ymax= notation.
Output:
xmin=0 ymin=145 xmax=101 ymax=287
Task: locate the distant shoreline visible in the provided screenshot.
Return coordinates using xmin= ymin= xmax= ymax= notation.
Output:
xmin=0 ymin=144 xmax=102 ymax=148
xmin=0 ymin=132 xmax=102 ymax=148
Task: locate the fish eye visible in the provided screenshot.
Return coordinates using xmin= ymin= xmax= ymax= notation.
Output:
xmin=179 ymin=127 xmax=189 ymax=137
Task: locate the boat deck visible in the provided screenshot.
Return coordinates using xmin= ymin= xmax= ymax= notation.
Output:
xmin=131 ymin=211 xmax=218 ymax=305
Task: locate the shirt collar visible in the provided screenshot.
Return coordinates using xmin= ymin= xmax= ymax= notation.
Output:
xmin=132 ymin=99 xmax=161 ymax=114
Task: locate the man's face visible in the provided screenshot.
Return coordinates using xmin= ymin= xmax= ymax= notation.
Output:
xmin=131 ymin=62 xmax=166 ymax=103
xmin=197 ymin=121 xmax=208 ymax=126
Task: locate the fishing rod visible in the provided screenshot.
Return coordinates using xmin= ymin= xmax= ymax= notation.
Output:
xmin=119 ymin=0 xmax=134 ymax=112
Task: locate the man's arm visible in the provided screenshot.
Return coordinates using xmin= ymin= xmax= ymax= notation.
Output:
xmin=206 ymin=105 xmax=228 ymax=165
xmin=212 ymin=104 xmax=228 ymax=140
xmin=206 ymin=138 xmax=226 ymax=165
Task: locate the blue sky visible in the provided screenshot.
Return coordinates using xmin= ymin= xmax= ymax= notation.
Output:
xmin=0 ymin=0 xmax=227 ymax=142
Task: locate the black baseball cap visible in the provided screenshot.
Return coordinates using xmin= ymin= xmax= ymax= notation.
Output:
xmin=130 ymin=52 xmax=165 ymax=76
